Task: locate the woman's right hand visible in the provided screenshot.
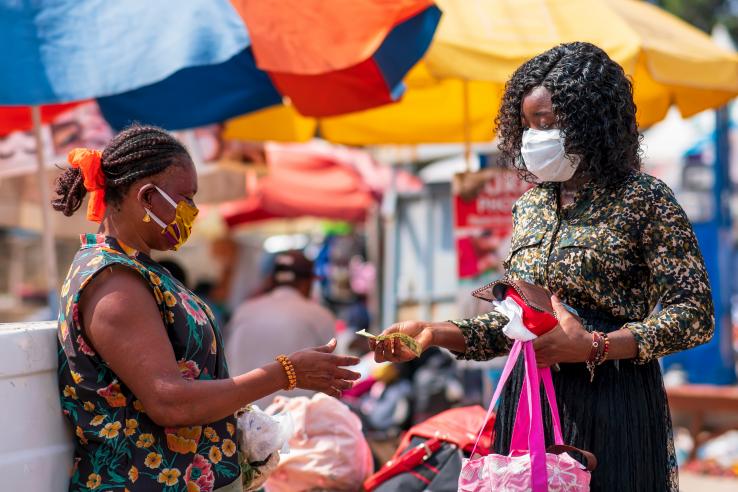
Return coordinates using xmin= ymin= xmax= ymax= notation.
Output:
xmin=288 ymin=339 xmax=361 ymax=398
xmin=369 ymin=321 xmax=434 ymax=363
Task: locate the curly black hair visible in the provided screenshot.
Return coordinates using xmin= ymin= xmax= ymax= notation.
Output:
xmin=52 ymin=124 xmax=190 ymax=217
xmin=495 ymin=42 xmax=642 ymax=187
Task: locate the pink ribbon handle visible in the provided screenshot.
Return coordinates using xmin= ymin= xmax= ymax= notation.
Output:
xmin=522 ymin=341 xmax=548 ymax=492
xmin=510 ymin=364 xmax=564 ymax=452
xmin=468 ymin=340 xmax=523 ymax=459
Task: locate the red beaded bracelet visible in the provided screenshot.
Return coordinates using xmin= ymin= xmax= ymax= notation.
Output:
xmin=587 ymin=332 xmax=601 ymax=363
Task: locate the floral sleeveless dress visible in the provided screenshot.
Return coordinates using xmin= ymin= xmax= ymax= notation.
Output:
xmin=57 ymin=234 xmax=240 ymax=492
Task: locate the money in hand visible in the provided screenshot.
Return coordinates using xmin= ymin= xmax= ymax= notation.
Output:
xmin=356 ymin=329 xmax=422 ymax=357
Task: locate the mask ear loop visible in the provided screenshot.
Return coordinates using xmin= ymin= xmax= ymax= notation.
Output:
xmin=144 ymin=185 xmax=179 ymax=228
xmin=144 ymin=208 xmax=169 ymax=229
xmin=153 ymin=185 xmax=179 ymax=209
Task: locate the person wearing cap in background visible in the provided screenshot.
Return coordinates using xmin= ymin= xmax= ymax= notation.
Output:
xmin=225 ymin=250 xmax=337 ymax=408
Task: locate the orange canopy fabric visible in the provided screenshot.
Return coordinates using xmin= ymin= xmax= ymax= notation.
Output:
xmin=231 ymin=0 xmax=435 ymax=74
xmin=230 ymin=0 xmax=441 ymax=117
xmin=0 ymin=102 xmax=83 ymax=135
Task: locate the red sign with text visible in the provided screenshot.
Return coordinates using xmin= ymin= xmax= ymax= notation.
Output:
xmin=454 ymin=169 xmax=532 ymax=279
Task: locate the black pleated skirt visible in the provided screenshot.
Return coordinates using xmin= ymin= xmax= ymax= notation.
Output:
xmin=492 ymin=312 xmax=678 ymax=492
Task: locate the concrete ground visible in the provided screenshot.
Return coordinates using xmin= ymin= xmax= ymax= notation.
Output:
xmin=680 ymin=472 xmax=738 ymax=491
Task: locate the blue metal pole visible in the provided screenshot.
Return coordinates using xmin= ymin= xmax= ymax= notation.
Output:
xmin=679 ymin=107 xmax=737 ymax=384
xmin=711 ymin=106 xmax=737 ymax=383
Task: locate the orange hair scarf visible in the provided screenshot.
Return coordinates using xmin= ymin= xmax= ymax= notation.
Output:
xmin=68 ymin=148 xmax=105 ymax=222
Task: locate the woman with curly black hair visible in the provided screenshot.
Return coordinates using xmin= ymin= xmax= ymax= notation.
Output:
xmin=371 ymin=42 xmax=713 ymax=491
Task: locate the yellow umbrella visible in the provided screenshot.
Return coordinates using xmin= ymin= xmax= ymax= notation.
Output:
xmin=224 ymin=63 xmax=502 ymax=144
xmin=223 ymin=105 xmax=317 ymax=143
xmin=425 ymin=0 xmax=738 ymax=126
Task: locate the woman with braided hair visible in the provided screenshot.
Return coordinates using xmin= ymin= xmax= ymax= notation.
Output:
xmin=54 ymin=125 xmax=360 ymax=492
xmin=370 ymin=42 xmax=714 ymax=491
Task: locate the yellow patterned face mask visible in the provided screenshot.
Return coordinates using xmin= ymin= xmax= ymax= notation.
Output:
xmin=144 ymin=185 xmax=198 ymax=251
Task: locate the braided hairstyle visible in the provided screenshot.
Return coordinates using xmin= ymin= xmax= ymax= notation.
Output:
xmin=495 ymin=42 xmax=642 ymax=187
xmin=52 ymin=125 xmax=190 ymax=217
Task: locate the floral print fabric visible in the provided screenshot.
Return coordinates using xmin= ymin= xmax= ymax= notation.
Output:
xmin=58 ymin=234 xmax=239 ymax=491
xmin=459 ymin=452 xmax=591 ymax=491
xmin=452 ymin=172 xmax=714 ymax=363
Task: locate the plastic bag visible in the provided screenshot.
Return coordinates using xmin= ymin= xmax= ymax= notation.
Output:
xmin=237 ymin=404 xmax=293 ymax=490
xmin=238 ymin=404 xmax=294 ymax=463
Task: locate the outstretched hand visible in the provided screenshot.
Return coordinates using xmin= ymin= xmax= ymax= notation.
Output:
xmin=289 ymin=339 xmax=361 ymax=398
xmin=369 ymin=321 xmax=434 ymax=363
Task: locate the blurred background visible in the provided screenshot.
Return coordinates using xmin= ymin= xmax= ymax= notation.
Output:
xmin=2 ymin=0 xmax=738 ymax=488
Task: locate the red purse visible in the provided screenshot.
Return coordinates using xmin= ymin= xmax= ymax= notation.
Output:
xmin=363 ymin=406 xmax=495 ymax=491
xmin=363 ymin=436 xmax=446 ymax=490
xmin=473 ymin=277 xmax=559 ymax=336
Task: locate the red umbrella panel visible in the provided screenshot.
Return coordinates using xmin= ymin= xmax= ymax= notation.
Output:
xmin=0 ymin=102 xmax=113 ymax=177
xmin=0 ymin=102 xmax=84 ymax=135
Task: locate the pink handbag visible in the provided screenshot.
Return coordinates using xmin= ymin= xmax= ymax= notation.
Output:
xmin=459 ymin=340 xmax=597 ymax=492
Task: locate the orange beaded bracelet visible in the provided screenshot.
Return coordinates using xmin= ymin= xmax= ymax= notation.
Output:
xmin=275 ymin=354 xmax=297 ymax=391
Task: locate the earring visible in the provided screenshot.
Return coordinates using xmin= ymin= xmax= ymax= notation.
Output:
xmin=143 ymin=210 xmax=151 ymax=223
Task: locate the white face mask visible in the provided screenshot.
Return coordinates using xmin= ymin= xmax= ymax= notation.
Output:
xmin=521 ymin=128 xmax=581 ymax=182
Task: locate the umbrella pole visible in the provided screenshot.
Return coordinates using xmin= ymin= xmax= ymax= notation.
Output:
xmin=462 ymin=79 xmax=472 ymax=173
xmin=31 ymin=105 xmax=60 ymax=316
xmin=380 ymin=165 xmax=399 ymax=329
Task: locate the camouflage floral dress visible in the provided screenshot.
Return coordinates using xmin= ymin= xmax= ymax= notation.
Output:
xmin=452 ymin=172 xmax=714 ymax=491
xmin=58 ymin=234 xmax=239 ymax=492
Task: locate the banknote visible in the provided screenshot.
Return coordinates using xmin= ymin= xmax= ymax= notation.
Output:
xmin=355 ymin=329 xmax=422 ymax=357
